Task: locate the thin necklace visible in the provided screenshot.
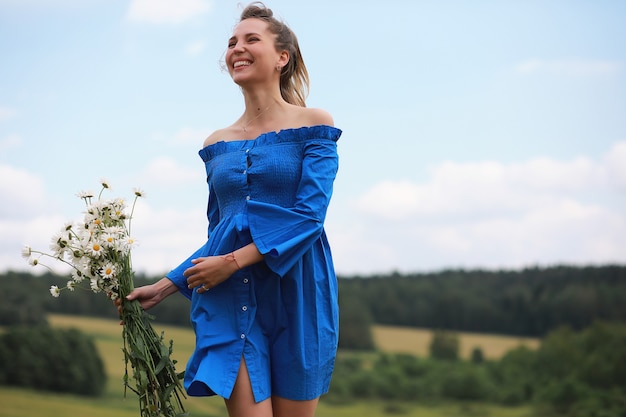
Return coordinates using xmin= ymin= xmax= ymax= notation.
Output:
xmin=241 ymin=102 xmax=277 ymax=132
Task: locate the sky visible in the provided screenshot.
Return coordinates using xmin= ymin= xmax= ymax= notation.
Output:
xmin=1 ymin=0 xmax=625 ymax=277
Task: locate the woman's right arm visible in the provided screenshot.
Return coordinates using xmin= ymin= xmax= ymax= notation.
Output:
xmin=126 ymin=277 xmax=179 ymax=310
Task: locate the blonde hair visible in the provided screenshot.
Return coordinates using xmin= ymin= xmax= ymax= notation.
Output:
xmin=240 ymin=2 xmax=309 ymax=107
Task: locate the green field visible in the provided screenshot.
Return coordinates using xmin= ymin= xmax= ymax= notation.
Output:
xmin=0 ymin=314 xmax=536 ymax=417
xmin=372 ymin=325 xmax=539 ymax=359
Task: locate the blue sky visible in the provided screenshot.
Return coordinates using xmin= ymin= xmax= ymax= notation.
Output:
xmin=1 ymin=0 xmax=625 ymax=276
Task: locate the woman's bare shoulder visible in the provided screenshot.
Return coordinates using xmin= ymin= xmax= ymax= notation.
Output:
xmin=202 ymin=126 xmax=238 ymax=148
xmin=302 ymin=107 xmax=335 ymax=127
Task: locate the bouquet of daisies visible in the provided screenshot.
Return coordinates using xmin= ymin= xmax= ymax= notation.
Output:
xmin=22 ymin=180 xmax=187 ymax=417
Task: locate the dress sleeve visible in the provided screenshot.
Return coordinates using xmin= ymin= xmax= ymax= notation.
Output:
xmin=247 ymin=136 xmax=339 ymax=277
xmin=165 ymin=185 xmax=221 ymax=300
xmin=165 ymin=246 xmax=204 ymax=300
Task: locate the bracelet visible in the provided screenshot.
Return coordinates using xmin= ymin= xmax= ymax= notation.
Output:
xmin=221 ymin=252 xmax=241 ymax=270
xmin=231 ymin=252 xmax=241 ymax=270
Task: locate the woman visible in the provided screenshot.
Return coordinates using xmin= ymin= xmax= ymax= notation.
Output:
xmin=123 ymin=3 xmax=341 ymax=417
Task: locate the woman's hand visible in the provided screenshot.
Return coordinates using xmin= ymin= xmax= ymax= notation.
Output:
xmin=124 ymin=284 xmax=163 ymax=310
xmin=184 ymin=254 xmax=240 ymax=293
xmin=115 ymin=278 xmax=177 ymax=322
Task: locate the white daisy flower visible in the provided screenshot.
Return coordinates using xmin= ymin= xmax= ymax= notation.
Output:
xmin=90 ymin=216 xmax=104 ymax=228
xmin=78 ymin=260 xmax=96 ymax=280
xmin=50 ymin=285 xmax=60 ymax=298
xmin=120 ymin=237 xmax=138 ymax=255
xmin=88 ymin=242 xmax=105 ymax=258
xmin=49 ymin=231 xmax=70 ymax=257
xmin=100 ymin=263 xmax=116 ymax=279
xmin=21 ymin=245 xmax=32 ymax=259
xmin=66 ymin=281 xmax=76 ymax=291
xmin=71 ymin=268 xmax=85 ymax=283
xmin=109 ymin=199 xmax=127 ymax=220
xmin=90 ymin=277 xmax=101 ymax=292
xmin=103 ymin=225 xmax=124 ymax=235
xmin=76 ymin=190 xmax=94 ymax=199
xmin=101 ymin=233 xmax=117 ymax=248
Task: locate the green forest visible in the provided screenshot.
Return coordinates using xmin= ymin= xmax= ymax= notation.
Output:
xmin=1 ymin=264 xmax=626 ymax=416
xmin=2 ymin=264 xmax=625 ymax=337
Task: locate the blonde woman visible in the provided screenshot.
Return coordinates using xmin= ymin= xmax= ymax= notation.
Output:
xmin=124 ymin=3 xmax=341 ymax=416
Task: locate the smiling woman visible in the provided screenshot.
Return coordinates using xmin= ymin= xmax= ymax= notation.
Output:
xmin=121 ymin=3 xmax=342 ymax=417
xmin=225 ymin=6 xmax=309 ymax=111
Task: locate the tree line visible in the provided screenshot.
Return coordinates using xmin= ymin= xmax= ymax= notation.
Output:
xmin=339 ymin=264 xmax=626 ymax=337
xmin=1 ymin=264 xmax=625 ymax=339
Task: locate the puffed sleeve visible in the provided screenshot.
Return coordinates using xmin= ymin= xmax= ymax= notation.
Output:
xmin=165 ymin=184 xmax=221 ymax=300
xmin=247 ymin=133 xmax=340 ymax=277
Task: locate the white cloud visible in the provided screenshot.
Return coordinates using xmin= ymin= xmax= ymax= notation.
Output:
xmin=0 ymin=165 xmax=66 ymax=273
xmin=357 ymin=155 xmax=606 ymax=220
xmin=136 ymin=156 xmax=203 ymax=187
xmin=605 ymin=141 xmax=626 ymax=189
xmin=121 ymin=199 xmax=207 ymax=276
xmin=342 ymin=143 xmax=626 ymax=274
xmin=434 ymin=199 xmax=617 ymax=259
xmin=516 ymin=58 xmax=623 ymax=76
xmin=0 ymin=164 xmax=52 ymax=218
xmin=355 ymin=180 xmax=422 ymax=219
xmin=0 ymin=212 xmax=68 ymax=273
xmin=126 ymin=0 xmax=213 ymax=25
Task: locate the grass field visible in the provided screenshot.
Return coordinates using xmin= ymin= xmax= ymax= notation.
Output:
xmin=372 ymin=325 xmax=540 ymax=359
xmin=0 ymin=314 xmax=538 ymax=417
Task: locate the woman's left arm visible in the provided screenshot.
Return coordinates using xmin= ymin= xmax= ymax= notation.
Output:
xmin=247 ymin=133 xmax=340 ymax=276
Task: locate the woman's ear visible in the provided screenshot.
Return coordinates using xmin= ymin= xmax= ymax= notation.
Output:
xmin=278 ymin=50 xmax=290 ymax=68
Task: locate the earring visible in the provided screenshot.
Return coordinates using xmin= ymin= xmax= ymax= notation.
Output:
xmin=276 ymin=65 xmax=282 ymax=72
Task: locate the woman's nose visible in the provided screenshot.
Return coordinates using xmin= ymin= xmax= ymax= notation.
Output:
xmin=232 ymin=41 xmax=245 ymax=53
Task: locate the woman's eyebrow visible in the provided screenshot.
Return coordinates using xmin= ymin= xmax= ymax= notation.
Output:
xmin=229 ymin=32 xmax=263 ymax=42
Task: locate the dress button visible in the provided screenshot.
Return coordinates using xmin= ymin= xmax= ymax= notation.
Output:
xmin=246 ymin=196 xmax=251 ymax=200
xmin=243 ymin=278 xmax=249 ymax=284
xmin=240 ymin=333 xmax=246 ymax=339
xmin=242 ymin=306 xmax=248 ymax=311
xmin=245 ymin=149 xmax=250 ymax=154
xmin=243 ymin=170 xmax=247 ymax=174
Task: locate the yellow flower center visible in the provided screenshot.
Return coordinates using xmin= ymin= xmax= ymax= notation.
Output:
xmin=93 ymin=244 xmax=101 ymax=251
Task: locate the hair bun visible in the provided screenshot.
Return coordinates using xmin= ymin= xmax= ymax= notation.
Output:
xmin=241 ymin=2 xmax=274 ymax=20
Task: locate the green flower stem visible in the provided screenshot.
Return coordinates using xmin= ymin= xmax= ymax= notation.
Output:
xmin=119 ymin=257 xmax=187 ymax=417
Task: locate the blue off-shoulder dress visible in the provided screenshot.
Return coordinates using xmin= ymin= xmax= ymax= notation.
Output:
xmin=165 ymin=125 xmax=342 ymax=403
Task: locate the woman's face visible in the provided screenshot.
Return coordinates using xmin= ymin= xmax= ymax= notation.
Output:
xmin=226 ymin=18 xmax=284 ymax=85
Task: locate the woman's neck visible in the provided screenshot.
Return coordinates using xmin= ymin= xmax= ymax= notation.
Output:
xmin=242 ymin=88 xmax=283 ymax=113
xmin=239 ymin=89 xmax=285 ymax=133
